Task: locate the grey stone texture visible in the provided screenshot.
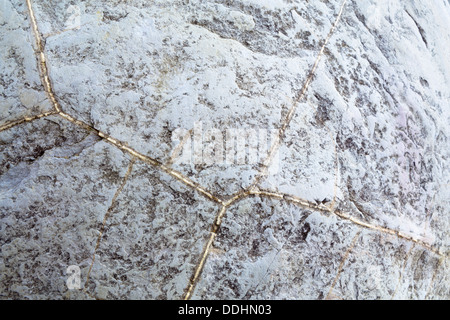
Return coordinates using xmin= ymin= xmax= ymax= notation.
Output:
xmin=0 ymin=0 xmax=448 ymax=299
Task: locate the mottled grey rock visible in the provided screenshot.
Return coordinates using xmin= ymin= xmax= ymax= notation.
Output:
xmin=0 ymin=0 xmax=52 ymax=126
xmin=0 ymin=0 xmax=449 ymax=300
xmin=0 ymin=116 xmax=131 ymax=299
xmin=192 ymin=197 xmax=360 ymax=299
xmin=85 ymin=162 xmax=218 ymax=299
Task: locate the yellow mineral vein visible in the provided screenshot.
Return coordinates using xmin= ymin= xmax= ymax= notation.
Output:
xmin=246 ymin=188 xmax=443 ymax=255
xmin=304 ymin=98 xmax=340 ymax=211
xmin=182 ymin=205 xmax=226 ymax=300
xmin=181 ymin=0 xmax=441 ymax=299
xmin=58 ymin=111 xmax=223 ymax=204
xmin=250 ymin=189 xmax=331 ymax=212
xmin=332 ymin=209 xmax=442 ymax=255
xmin=0 ymin=111 xmax=58 ymax=133
xmin=25 ymin=1 xmax=223 ymax=204
xmin=195 ymin=0 xmax=349 ymax=263
xmin=249 ymin=0 xmax=348 ymax=189
xmin=26 ymin=0 xmax=62 ymax=113
xmin=22 ymin=0 xmax=446 ymax=301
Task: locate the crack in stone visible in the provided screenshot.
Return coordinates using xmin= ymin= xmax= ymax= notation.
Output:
xmin=0 ymin=110 xmax=58 ymax=133
xmin=2 ymin=0 xmax=440 ymax=300
xmin=183 ymin=0 xmax=350 ymax=300
xmin=59 ymin=111 xmax=225 ymax=204
xmin=249 ymin=0 xmax=349 ymax=190
xmin=405 ymin=10 xmax=428 ymax=48
xmin=182 ymin=205 xmax=226 ymax=300
xmin=26 ymin=0 xmax=62 ymax=113
xmin=246 ymin=189 xmax=442 ymax=255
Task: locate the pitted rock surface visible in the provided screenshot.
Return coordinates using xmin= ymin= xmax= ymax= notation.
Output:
xmin=0 ymin=0 xmax=449 ymax=299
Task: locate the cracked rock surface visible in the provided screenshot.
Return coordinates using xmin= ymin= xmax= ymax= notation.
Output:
xmin=0 ymin=0 xmax=449 ymax=299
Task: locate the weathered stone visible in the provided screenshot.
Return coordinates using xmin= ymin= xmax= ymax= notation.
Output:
xmin=85 ymin=162 xmax=218 ymax=299
xmin=192 ymin=197 xmax=360 ymax=299
xmin=0 ymin=0 xmax=52 ymax=127
xmin=0 ymin=0 xmax=448 ymax=300
xmin=0 ymin=116 xmax=131 ymax=299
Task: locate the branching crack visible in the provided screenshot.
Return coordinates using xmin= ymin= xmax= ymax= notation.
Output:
xmin=182 ymin=0 xmax=350 ymax=300
xmin=2 ymin=0 xmax=439 ymax=301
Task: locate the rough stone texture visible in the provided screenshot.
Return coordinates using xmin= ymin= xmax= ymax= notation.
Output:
xmin=85 ymin=162 xmax=218 ymax=299
xmin=0 ymin=0 xmax=52 ymax=126
xmin=261 ymin=107 xmax=337 ymax=204
xmin=0 ymin=0 xmax=449 ymax=300
xmin=192 ymin=196 xmax=445 ymax=300
xmin=192 ymin=197 xmax=360 ymax=299
xmin=0 ymin=115 xmax=131 ymax=299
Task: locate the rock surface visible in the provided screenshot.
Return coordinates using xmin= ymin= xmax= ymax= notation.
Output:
xmin=0 ymin=0 xmax=449 ymax=299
